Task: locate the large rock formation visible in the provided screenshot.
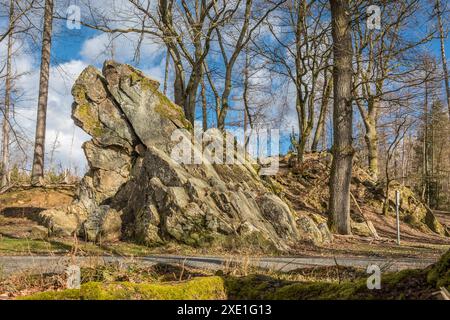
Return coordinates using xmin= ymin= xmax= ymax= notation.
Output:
xmin=39 ymin=61 xmax=331 ymax=251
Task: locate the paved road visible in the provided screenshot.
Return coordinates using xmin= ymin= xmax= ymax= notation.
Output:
xmin=0 ymin=254 xmax=438 ymax=277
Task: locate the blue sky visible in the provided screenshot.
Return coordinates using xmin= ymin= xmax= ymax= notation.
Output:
xmin=0 ymin=1 xmax=448 ymax=175
xmin=1 ymin=17 xmax=169 ymax=175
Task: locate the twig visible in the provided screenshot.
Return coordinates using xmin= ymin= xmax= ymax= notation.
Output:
xmin=0 ymin=182 xmax=16 ymax=195
xmin=440 ymin=287 xmax=450 ymax=300
xmin=333 ymin=257 xmax=341 ymax=284
xmin=276 ymin=258 xmax=297 ymax=272
xmin=350 ymin=191 xmax=380 ymax=239
xmin=350 ymin=192 xmax=368 ymax=222
xmin=179 ymin=259 xmax=187 ymax=282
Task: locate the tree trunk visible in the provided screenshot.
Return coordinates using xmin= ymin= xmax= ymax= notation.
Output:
xmin=312 ymin=74 xmax=332 ymax=152
xmin=297 ymin=118 xmax=313 ymax=164
xmin=163 ymin=48 xmax=170 ymax=95
xmin=173 ymin=67 xmax=185 ymax=109
xmin=31 ymin=0 xmax=53 ymax=186
xmin=297 ymin=133 xmax=308 ymax=163
xmin=364 ymin=98 xmax=380 ymax=180
xmin=217 ymin=66 xmax=235 ymax=131
xmin=365 ymin=126 xmax=379 ymax=180
xmin=383 ymin=178 xmax=390 ymax=215
xmin=1 ymin=0 xmax=14 ymax=188
xmin=184 ymin=75 xmax=201 ymax=126
xmin=243 ymin=50 xmax=252 ymax=151
xmin=295 ymin=93 xmax=307 ymax=163
xmin=422 ymin=80 xmax=429 ymax=202
xmin=436 ymin=0 xmax=450 ymax=118
xmin=203 ymin=61 xmax=221 ymax=126
xmin=184 ymin=91 xmax=196 ymax=126
xmin=328 ymin=0 xmax=354 ymax=235
xmin=201 ymin=78 xmax=208 ymax=132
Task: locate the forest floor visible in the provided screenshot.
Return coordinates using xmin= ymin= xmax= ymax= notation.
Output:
xmin=0 ymin=162 xmax=450 ymax=259
xmin=0 ymin=187 xmax=448 ymax=260
xmin=1 ymin=251 xmax=449 ymax=300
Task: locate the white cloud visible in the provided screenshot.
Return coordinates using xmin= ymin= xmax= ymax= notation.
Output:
xmin=7 ymin=36 xmax=168 ymax=177
xmin=80 ymin=31 xmax=164 ymax=65
xmin=13 ymin=58 xmax=90 ymax=173
xmin=1 ymin=1 xmax=169 ymax=176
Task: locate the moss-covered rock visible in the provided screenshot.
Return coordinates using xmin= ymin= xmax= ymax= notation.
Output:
xmin=394 ymin=186 xmax=445 ymax=236
xmin=225 ymin=251 xmax=450 ymax=300
xmin=427 ymin=249 xmax=450 ymax=290
xmin=18 ymin=251 xmax=450 ymax=300
xmin=21 ymin=276 xmax=227 ymax=300
xmin=223 ymin=274 xmax=368 ymax=300
xmin=224 ymin=269 xmax=438 ymax=300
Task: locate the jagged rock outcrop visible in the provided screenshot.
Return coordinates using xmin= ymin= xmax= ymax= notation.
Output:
xmin=38 ymin=61 xmax=331 ymax=251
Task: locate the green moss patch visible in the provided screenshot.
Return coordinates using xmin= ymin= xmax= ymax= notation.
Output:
xmin=223 ymin=274 xmax=368 ymax=300
xmin=19 ymin=289 xmax=81 ymax=300
xmin=0 ymin=237 xmax=72 ymax=255
xmin=125 ymin=64 xmax=192 ymax=130
xmin=225 ymin=252 xmax=450 ymax=300
xmin=21 ymin=276 xmax=226 ymax=300
xmin=76 ymin=104 xmax=103 ymax=137
xmin=224 ymin=269 xmax=437 ymax=300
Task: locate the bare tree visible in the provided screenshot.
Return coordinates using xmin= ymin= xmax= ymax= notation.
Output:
xmin=312 ymin=68 xmax=332 ymax=152
xmin=75 ymin=0 xmax=234 ymax=126
xmin=215 ymin=0 xmax=285 ymax=130
xmin=31 ymin=0 xmax=54 ymax=185
xmin=435 ymin=0 xmax=450 ymax=118
xmin=0 ymin=0 xmax=35 ymax=44
xmin=1 ymin=0 xmax=14 ymax=188
xmin=352 ymin=0 xmax=432 ymax=181
xmin=382 ymin=114 xmax=413 ymax=215
xmin=328 ymin=0 xmax=353 ymax=235
xmin=256 ymin=0 xmax=332 ymax=162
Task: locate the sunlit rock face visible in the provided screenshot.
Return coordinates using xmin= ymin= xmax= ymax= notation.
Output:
xmin=37 ymin=61 xmax=331 ymax=251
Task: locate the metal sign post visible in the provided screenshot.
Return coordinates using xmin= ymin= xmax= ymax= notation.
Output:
xmin=395 ymin=190 xmax=401 ymax=245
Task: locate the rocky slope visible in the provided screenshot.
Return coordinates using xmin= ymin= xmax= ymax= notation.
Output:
xmin=36 ymin=61 xmax=331 ymax=252
xmin=275 ymin=153 xmax=448 ymax=239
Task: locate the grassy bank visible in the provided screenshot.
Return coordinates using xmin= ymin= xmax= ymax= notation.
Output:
xmin=16 ymin=250 xmax=449 ymax=300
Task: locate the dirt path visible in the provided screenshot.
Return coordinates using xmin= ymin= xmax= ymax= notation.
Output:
xmin=0 ymin=254 xmax=438 ymax=277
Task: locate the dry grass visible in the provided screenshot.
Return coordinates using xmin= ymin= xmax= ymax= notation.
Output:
xmin=0 ymin=270 xmax=66 ymax=299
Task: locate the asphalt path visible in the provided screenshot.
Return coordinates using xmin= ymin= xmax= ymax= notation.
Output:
xmin=0 ymin=254 xmax=438 ymax=276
